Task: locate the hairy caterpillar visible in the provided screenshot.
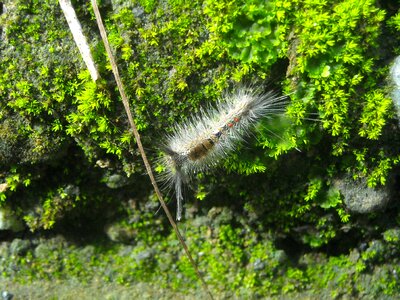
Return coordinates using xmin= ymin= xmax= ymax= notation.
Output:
xmin=159 ymin=86 xmax=289 ymax=220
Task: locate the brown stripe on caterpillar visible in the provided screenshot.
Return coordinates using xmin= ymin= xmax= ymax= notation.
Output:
xmin=188 ymin=116 xmax=242 ymax=161
xmin=188 ymin=137 xmax=217 ymax=161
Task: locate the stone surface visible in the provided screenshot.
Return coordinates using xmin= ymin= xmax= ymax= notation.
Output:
xmin=9 ymin=239 xmax=30 ymax=256
xmin=0 ymin=206 xmax=24 ymax=232
xmin=34 ymin=243 xmax=53 ymax=259
xmin=333 ymin=177 xmax=391 ymax=214
xmin=104 ymin=174 xmax=128 ymax=189
xmin=105 ymin=222 xmax=136 ymax=243
xmin=134 ymin=249 xmax=155 ymax=263
xmin=1 ymin=291 xmax=13 ymax=300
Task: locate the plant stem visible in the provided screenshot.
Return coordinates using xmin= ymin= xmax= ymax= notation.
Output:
xmin=90 ymin=1 xmax=214 ymax=299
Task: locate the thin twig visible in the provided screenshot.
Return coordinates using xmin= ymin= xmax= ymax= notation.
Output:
xmin=90 ymin=1 xmax=214 ymax=299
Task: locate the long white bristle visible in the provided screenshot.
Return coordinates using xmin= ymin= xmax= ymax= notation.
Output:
xmin=159 ymin=86 xmax=289 ymax=220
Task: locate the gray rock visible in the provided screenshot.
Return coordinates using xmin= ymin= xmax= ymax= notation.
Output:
xmin=333 ymin=177 xmax=390 ymax=213
xmin=63 ymin=184 xmax=79 ymax=197
xmin=383 ymin=228 xmax=400 ymax=243
xmin=80 ymin=245 xmax=95 ymax=262
xmin=363 ymin=240 xmax=385 ymax=263
xmin=134 ymin=249 xmax=154 ymax=263
xmin=0 ymin=242 xmax=10 ymax=261
xmin=9 ymin=239 xmax=30 ymax=256
xmin=34 ymin=243 xmax=53 ymax=259
xmin=34 ymin=235 xmax=68 ymax=258
xmin=253 ymin=258 xmax=265 ymax=271
xmin=104 ymin=174 xmax=128 ymax=189
xmin=1 ymin=291 xmax=13 ymax=300
xmin=208 ymin=207 xmax=233 ymax=226
xmin=105 ymin=222 xmax=136 ymax=243
xmin=273 ymin=249 xmax=288 ymax=264
xmin=0 ymin=206 xmax=24 ymax=232
xmin=191 ymin=216 xmax=210 ymax=228
xmin=117 ymin=245 xmax=134 ymax=257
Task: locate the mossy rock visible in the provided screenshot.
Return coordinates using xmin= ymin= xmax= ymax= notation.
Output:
xmin=0 ymin=0 xmax=400 ymax=298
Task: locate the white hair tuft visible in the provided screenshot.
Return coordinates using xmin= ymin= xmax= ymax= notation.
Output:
xmin=159 ymin=86 xmax=289 ymax=220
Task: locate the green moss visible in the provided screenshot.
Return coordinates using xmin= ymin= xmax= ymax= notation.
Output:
xmin=203 ymin=0 xmax=289 ymax=67
xmin=2 ymin=0 xmax=397 ymax=232
xmin=0 ymin=0 xmax=400 ymax=297
xmin=383 ymin=228 xmax=400 ymax=244
xmin=2 ymin=212 xmax=399 ymax=297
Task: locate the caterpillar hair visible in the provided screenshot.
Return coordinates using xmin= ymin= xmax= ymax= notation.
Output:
xmin=159 ymin=86 xmax=289 ymax=220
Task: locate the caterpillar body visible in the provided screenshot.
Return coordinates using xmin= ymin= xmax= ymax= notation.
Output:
xmin=159 ymin=86 xmax=289 ymax=220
